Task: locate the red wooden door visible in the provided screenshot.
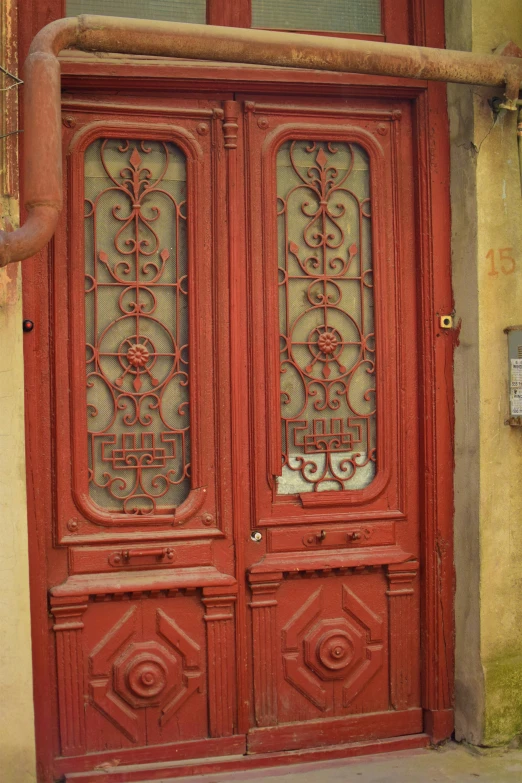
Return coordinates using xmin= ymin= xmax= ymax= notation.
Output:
xmin=51 ymin=98 xmax=242 ymax=772
xmin=237 ymin=96 xmax=421 ymax=751
xmin=41 ymin=89 xmax=427 ymax=779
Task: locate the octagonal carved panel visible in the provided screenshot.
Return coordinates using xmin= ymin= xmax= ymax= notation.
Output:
xmin=282 ymin=584 xmax=384 ymax=711
xmin=113 ymin=641 xmax=178 ymax=708
xmin=88 ymin=606 xmax=203 ymax=742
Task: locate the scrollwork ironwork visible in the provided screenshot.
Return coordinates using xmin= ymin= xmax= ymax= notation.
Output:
xmin=276 ymin=140 xmax=376 ymax=493
xmin=84 ymin=138 xmax=190 ymax=515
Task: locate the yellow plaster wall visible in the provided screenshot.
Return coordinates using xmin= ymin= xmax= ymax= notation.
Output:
xmin=473 ymin=0 xmax=522 ymax=745
xmin=0 ymin=0 xmax=37 ymax=779
xmin=0 ymin=262 xmax=36 ymax=782
xmin=448 ymin=0 xmax=522 ymax=747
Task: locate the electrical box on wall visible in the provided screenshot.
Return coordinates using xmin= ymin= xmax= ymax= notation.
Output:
xmin=505 ymin=325 xmax=522 ymax=426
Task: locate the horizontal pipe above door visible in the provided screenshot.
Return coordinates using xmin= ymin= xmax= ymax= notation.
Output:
xmin=1 ymin=14 xmax=521 ymax=267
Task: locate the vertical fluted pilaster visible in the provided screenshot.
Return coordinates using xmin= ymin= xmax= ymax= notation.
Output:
xmin=202 ymin=587 xmax=237 ymax=737
xmin=51 ymin=596 xmax=89 ymax=756
xmin=249 ymin=576 xmax=281 ymax=727
xmin=386 ymin=561 xmax=418 ymax=710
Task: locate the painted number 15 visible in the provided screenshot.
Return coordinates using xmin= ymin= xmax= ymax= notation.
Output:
xmin=487 ymin=247 xmax=516 ymax=277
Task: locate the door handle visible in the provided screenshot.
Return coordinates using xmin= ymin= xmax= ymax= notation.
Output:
xmin=109 ymin=547 xmax=175 ymax=567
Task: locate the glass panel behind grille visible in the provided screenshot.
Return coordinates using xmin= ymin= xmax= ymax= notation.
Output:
xmin=276 ymin=140 xmax=376 ymax=494
xmin=66 ymin=0 xmax=206 ymax=23
xmin=253 ymin=0 xmax=381 ymax=34
xmin=84 ymin=138 xmax=190 ymax=515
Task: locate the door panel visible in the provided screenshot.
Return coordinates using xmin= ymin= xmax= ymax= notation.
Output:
xmin=80 ymin=596 xmax=207 ymax=752
xmin=241 ymin=97 xmax=421 ymax=749
xmin=243 ymin=99 xmax=418 ymax=526
xmin=50 ymin=99 xmax=240 ymax=768
xmin=45 ymin=92 xmax=424 ymax=775
xmin=56 ymin=105 xmax=224 ymax=543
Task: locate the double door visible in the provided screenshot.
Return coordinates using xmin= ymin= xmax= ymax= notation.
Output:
xmin=46 ymin=90 xmax=423 ymax=776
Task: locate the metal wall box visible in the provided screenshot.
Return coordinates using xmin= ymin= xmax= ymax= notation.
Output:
xmin=505 ymin=325 xmax=522 ymax=425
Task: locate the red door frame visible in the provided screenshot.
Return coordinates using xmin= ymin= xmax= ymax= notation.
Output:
xmin=19 ymin=3 xmax=454 ymax=781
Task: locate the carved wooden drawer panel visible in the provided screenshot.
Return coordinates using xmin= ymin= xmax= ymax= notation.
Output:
xmin=267 ymin=522 xmax=395 ymax=553
xmin=69 ymin=540 xmax=213 ymax=574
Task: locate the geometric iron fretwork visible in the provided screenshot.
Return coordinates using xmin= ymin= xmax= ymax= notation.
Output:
xmin=84 ymin=138 xmax=190 ymax=515
xmin=276 ymin=140 xmax=376 ymax=493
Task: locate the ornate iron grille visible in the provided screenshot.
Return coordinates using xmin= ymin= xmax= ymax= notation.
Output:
xmin=276 ymin=140 xmax=376 ymax=493
xmin=84 ymin=138 xmax=190 ymax=515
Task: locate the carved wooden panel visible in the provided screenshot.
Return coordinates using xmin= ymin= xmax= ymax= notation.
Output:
xmin=51 ymin=579 xmax=240 ymax=756
xmin=283 ymin=582 xmax=384 ymax=709
xmin=65 ymin=595 xmax=208 ymax=753
xmin=250 ymin=572 xmax=389 ymax=724
xmin=89 ymin=604 xmax=204 ymax=744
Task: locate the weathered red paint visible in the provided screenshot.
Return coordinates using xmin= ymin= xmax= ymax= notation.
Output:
xmin=19 ymin=3 xmax=455 ymax=782
xmin=58 ymin=734 xmax=430 ymax=782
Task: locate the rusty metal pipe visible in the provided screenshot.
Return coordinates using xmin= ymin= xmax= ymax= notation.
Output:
xmin=1 ymin=14 xmax=522 ymax=267
xmin=518 ymin=106 xmax=522 ymax=196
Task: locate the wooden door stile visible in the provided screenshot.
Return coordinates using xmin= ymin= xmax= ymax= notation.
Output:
xmin=223 ymin=98 xmax=252 ymax=736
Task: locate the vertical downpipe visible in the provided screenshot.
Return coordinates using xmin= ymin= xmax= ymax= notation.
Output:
xmin=517 ymin=105 xmax=522 ymax=194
